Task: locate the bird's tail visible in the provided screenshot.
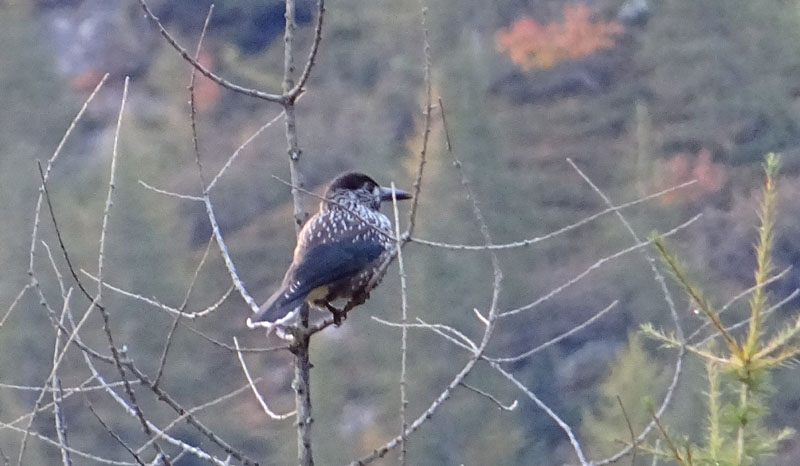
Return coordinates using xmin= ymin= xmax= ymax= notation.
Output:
xmin=247 ymin=287 xmax=304 ymax=328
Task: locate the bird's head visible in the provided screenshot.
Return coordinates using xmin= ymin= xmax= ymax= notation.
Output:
xmin=323 ymin=172 xmax=412 ymax=211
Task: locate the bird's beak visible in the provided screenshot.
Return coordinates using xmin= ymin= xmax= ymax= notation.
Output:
xmin=379 ymin=186 xmax=412 ymax=202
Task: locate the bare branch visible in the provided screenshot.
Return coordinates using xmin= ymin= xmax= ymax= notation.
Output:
xmin=17 ymin=80 xmax=134 ymax=466
xmin=233 ymin=337 xmax=296 ymax=420
xmin=409 ymin=180 xmax=697 ymax=251
xmin=405 ymin=1 xmax=433 ymax=237
xmin=52 ymin=298 xmax=73 ymax=466
xmin=490 ymin=300 xmax=618 ymax=363
xmin=695 ymin=288 xmax=800 ymax=348
xmin=649 ymin=407 xmax=684 ymax=464
xmin=437 ymin=97 xmax=452 ymax=152
xmin=287 ymin=0 xmax=326 ymax=100
xmin=82 ymin=270 xmax=233 ymax=319
xmin=459 ymin=382 xmax=517 ymax=411
xmin=0 ymin=379 xmax=134 ymax=396
xmin=567 ymin=158 xmax=686 ymax=341
xmin=180 ymin=323 xmax=289 ymax=353
xmin=188 ymin=4 xmax=214 ymax=189
xmin=135 ymin=380 xmax=260 ymax=455
xmin=500 ymin=215 xmax=700 ymax=318
xmin=491 ymin=362 xmax=590 ymax=466
xmin=371 ymin=317 xmax=478 ymax=353
xmin=66 ymin=309 xmax=252 ymax=466
xmin=0 ymin=284 xmax=30 ymax=330
xmin=686 ymin=267 xmax=792 ymax=344
xmin=154 ymin=234 xmax=216 ymax=386
xmin=566 ymin=158 xmax=689 ymax=466
xmin=203 ymin=194 xmax=261 ymax=313
xmin=136 ymin=180 xmax=204 ymax=201
xmin=391 ymin=185 xmax=411 ymax=462
xmin=0 ymin=419 xmax=136 ymax=466
xmin=206 ymin=111 xmax=286 ymax=192
xmin=350 ymin=93 xmax=505 ymax=466
xmin=29 ymin=74 xmax=109 ymax=274
xmin=616 ymin=396 xmax=637 ymax=466
xmin=136 ymin=0 xmax=284 ymax=103
xmin=85 ymin=400 xmax=147 ymax=466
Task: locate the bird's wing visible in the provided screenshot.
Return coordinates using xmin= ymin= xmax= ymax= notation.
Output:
xmin=251 ymin=237 xmax=385 ymax=323
xmin=291 ymin=238 xmax=385 ymax=299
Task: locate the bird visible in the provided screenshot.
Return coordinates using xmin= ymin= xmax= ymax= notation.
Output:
xmin=247 ymin=172 xmax=412 ymax=329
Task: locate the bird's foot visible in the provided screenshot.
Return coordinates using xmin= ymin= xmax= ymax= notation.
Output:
xmin=325 ymin=303 xmax=346 ymax=326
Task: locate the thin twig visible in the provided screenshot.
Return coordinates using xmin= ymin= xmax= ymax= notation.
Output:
xmin=405 ymin=2 xmax=433 ymax=237
xmin=137 ymin=0 xmax=283 ymax=103
xmin=500 ymin=215 xmax=700 ymax=318
xmin=189 ymin=4 xmax=214 ymax=189
xmin=203 ymin=194 xmax=260 ymax=313
xmin=180 ymin=323 xmax=289 ymax=353
xmin=52 ymin=298 xmax=73 ymax=466
xmin=350 ymin=95 xmax=504 ymax=466
xmin=150 ymin=14 xmax=219 ymax=389
xmin=0 ymin=419 xmax=135 ymax=466
xmin=135 ymin=379 xmax=261 ymax=454
xmin=206 ymin=111 xmax=286 ymax=192
xmin=491 ymin=363 xmax=590 ymax=465
xmin=93 ymin=77 xmax=154 ymax=441
xmin=438 ymin=97 xmax=452 ymax=152
xmin=695 ymin=288 xmax=800 ymax=347
xmin=617 ymin=395 xmax=637 ymax=466
xmin=85 ymin=400 xmax=147 ymax=466
xmin=0 ymin=284 xmax=30 ymax=329
xmin=649 ymin=408 xmax=684 ymax=464
xmin=459 ymin=382 xmax=517 ymax=411
xmin=371 ymin=317 xmax=478 ymax=353
xmin=567 ymin=158 xmax=688 ymax=466
xmin=287 ymin=0 xmax=325 ymax=100
xmin=233 ymin=337 xmax=296 ymax=420
xmin=409 ymin=180 xmax=697 ymax=250
xmin=136 ymin=180 xmax=204 ymax=201
xmin=29 ymin=74 xmax=109 ymax=274
xmin=489 ymin=300 xmax=618 ymax=363
xmin=82 ymin=271 xmax=233 ymax=319
xmin=391 ymin=185 xmax=410 ymax=462
xmin=154 ymin=234 xmax=216 ymax=386
xmin=686 ymin=267 xmax=791 ymax=343
xmin=40 ymin=240 xmax=67 ymax=296
xmin=64 ymin=306 xmax=254 ymax=466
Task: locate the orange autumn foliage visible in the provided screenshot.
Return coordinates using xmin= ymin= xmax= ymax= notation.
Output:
xmin=657 ymin=149 xmax=727 ymax=204
xmin=496 ymin=4 xmax=624 ymax=70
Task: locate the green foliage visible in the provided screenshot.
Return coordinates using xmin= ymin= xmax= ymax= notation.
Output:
xmin=582 ymin=333 xmax=664 ymax=456
xmin=643 ymin=154 xmax=798 ymax=465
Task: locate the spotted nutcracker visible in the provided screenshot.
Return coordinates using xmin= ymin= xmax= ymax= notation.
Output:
xmin=247 ymin=172 xmax=412 ymax=328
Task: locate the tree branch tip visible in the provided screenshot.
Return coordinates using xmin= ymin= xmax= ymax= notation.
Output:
xmin=473 ymin=308 xmax=489 ymax=325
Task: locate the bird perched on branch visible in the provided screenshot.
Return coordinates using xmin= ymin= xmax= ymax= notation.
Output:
xmin=247 ymin=172 xmax=412 ymax=329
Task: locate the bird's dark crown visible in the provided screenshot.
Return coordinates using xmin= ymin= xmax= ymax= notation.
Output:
xmin=321 ymin=171 xmax=410 ymax=212
xmin=323 ymin=172 xmax=381 ymax=211
xmin=324 ymin=172 xmax=379 ymax=197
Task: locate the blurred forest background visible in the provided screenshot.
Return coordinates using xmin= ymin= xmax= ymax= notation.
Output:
xmin=2 ymin=0 xmax=800 ymax=464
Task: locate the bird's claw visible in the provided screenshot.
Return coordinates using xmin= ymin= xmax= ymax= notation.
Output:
xmin=325 ymin=303 xmax=346 ymax=326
